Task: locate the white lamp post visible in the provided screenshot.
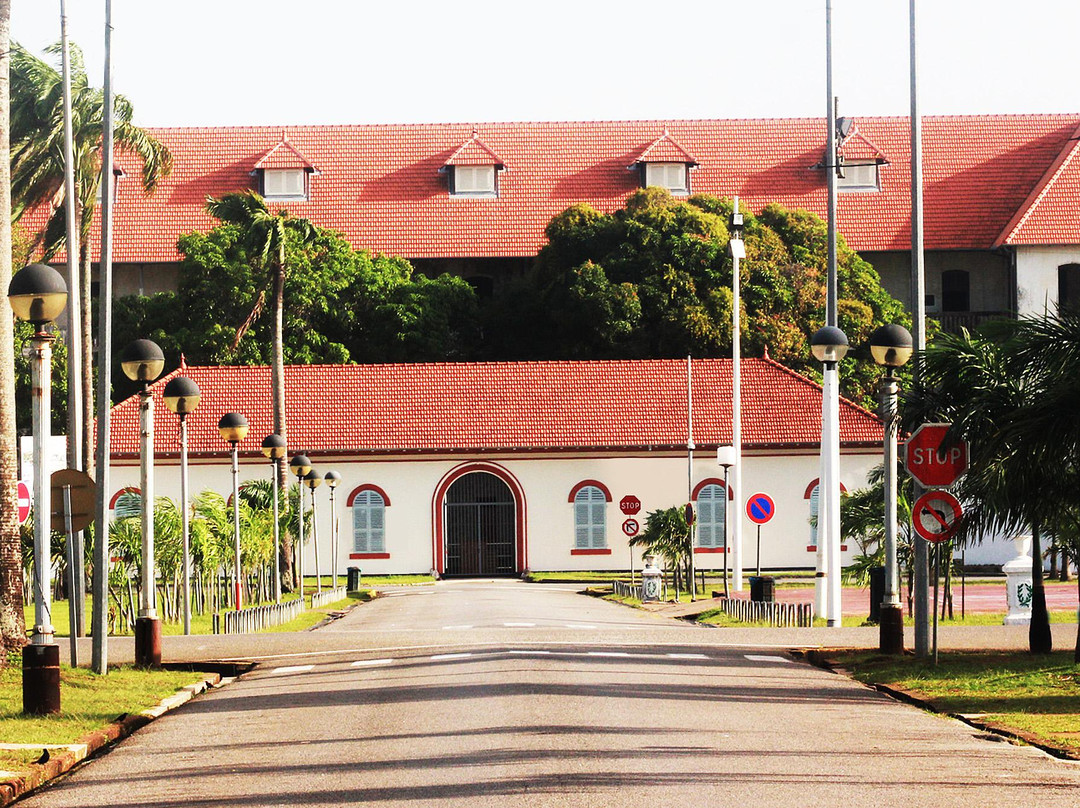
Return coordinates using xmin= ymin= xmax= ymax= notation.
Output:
xmin=324 ymin=471 xmax=342 ymax=590
xmin=261 ymin=434 xmax=287 ymax=604
xmin=869 ymin=324 xmax=914 ymax=653
xmin=289 ymin=454 xmax=312 ymax=600
xmin=811 ymin=325 xmax=849 ymax=628
xmin=162 ymin=376 xmax=200 ymax=635
xmin=716 ymin=445 xmax=737 ymax=599
xmin=9 ymin=263 xmax=67 ymax=713
xmin=728 ymin=202 xmax=745 ymax=592
xmin=218 ymin=412 xmax=249 ymax=609
xmin=121 ymin=339 xmax=166 ymax=666
xmin=304 ymin=470 xmax=323 ymax=593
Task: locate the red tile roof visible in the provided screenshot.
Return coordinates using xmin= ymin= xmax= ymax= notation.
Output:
xmin=631 ymin=130 xmax=698 ymax=166
xmin=444 ymin=130 xmax=506 ymax=168
xmin=107 ymin=358 xmax=881 ymax=460
xmin=27 ymin=116 xmax=1080 ymax=264
xmin=838 ymin=128 xmax=887 ymax=164
xmin=996 ymin=123 xmax=1080 ymax=246
xmin=253 ymin=136 xmax=318 ymax=172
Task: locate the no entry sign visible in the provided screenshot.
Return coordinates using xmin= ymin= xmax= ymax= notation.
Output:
xmin=17 ymin=481 xmax=31 ymax=524
xmin=746 ymin=493 xmax=775 ymax=525
xmin=912 ymin=490 xmax=963 ymax=543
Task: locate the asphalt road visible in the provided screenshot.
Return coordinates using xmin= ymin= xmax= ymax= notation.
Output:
xmin=24 ymin=581 xmax=1080 ymax=807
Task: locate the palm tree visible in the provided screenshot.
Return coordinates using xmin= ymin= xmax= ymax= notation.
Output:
xmin=629 ymin=507 xmax=692 ymax=593
xmin=9 ymin=41 xmax=171 ymax=477
xmin=0 ymin=0 xmax=24 ymax=663
xmin=204 ymin=192 xmax=316 ymax=591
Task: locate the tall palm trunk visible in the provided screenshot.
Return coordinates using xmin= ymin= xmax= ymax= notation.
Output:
xmin=79 ymin=240 xmax=94 ymax=477
xmin=1030 ymin=518 xmax=1052 ymax=654
xmin=272 ymin=253 xmax=294 ymax=590
xmin=0 ymin=0 xmax=25 ymax=661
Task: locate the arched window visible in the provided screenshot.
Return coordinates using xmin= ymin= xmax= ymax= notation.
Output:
xmin=695 ymin=483 xmax=727 ymax=549
xmin=1059 ymin=263 xmax=1080 ymax=313
xmin=805 ymin=480 xmax=848 ymax=552
xmin=573 ymin=485 xmax=607 ymax=550
xmin=352 ymin=489 xmax=386 ymax=554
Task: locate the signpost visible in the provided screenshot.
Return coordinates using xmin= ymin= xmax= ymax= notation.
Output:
xmin=745 ymin=493 xmax=775 ymax=575
xmin=912 ymin=489 xmax=963 ymax=665
xmin=17 ymin=481 xmax=31 ymax=525
xmin=905 ymin=423 xmax=968 ymax=488
xmin=50 ymin=469 xmax=97 ymax=665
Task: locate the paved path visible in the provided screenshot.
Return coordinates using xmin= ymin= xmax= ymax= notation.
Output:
xmin=26 ymin=581 xmax=1080 ymax=807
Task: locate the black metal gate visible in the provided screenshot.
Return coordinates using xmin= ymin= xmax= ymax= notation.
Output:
xmin=444 ymin=472 xmax=516 ymax=576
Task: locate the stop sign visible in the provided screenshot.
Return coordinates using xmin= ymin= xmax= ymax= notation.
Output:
xmin=17 ymin=481 xmax=31 ymax=524
xmin=905 ymin=423 xmax=968 ymax=488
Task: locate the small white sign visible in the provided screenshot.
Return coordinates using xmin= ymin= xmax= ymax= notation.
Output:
xmin=19 ymin=435 xmax=69 ymax=483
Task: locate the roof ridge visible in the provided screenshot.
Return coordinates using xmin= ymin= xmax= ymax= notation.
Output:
xmin=995 ymin=121 xmax=1080 ymax=246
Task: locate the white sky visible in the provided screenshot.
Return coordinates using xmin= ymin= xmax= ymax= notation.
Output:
xmin=11 ymin=1 xmax=1080 ymax=127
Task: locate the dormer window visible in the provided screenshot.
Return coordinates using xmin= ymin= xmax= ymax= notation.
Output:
xmin=629 ymin=130 xmax=698 ymax=196
xmin=837 ymin=160 xmax=881 ymax=193
xmin=644 ymin=162 xmax=690 ymax=194
xmin=830 ymin=119 xmax=888 ymax=194
xmin=252 ymin=134 xmax=319 ymax=202
xmin=263 ymin=168 xmax=308 ymax=200
xmin=450 ymin=165 xmax=497 ymax=196
xmin=443 ymin=130 xmax=506 ymax=198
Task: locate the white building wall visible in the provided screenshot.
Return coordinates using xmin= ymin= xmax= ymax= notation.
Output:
xmin=109 ymin=448 xmax=880 ymax=577
xmin=1015 ymin=245 xmax=1080 ymax=316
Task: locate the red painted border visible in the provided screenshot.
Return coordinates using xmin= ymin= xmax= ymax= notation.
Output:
xmin=567 ymin=479 xmax=612 ymax=503
xmin=571 ymin=548 xmax=611 ymax=555
xmin=432 ymin=461 xmax=527 ymax=575
xmin=804 ymin=478 xmax=849 ymax=498
xmin=694 ymin=547 xmax=726 ymax=553
xmin=806 ymin=545 xmax=848 ymax=552
xmin=691 ymin=477 xmax=732 ymax=501
xmin=349 ymin=552 xmax=390 ymax=560
xmin=109 ymin=487 xmax=140 ymax=508
xmin=347 ymin=484 xmax=392 ymax=507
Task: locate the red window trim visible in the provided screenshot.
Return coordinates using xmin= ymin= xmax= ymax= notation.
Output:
xmin=571 ymin=548 xmax=611 ymax=555
xmin=806 ymin=545 xmax=848 ymax=552
xmin=691 ymin=478 xmax=732 ymax=501
xmin=804 ymin=478 xmax=849 ymax=498
xmin=694 ymin=547 xmax=726 ymax=554
xmin=348 ymin=484 xmax=391 ymax=507
xmin=567 ymin=480 xmax=612 ymax=503
xmin=109 ymin=487 xmax=140 ymax=509
xmin=349 ymin=552 xmax=390 ymax=560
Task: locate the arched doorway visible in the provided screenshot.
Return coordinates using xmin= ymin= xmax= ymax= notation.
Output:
xmin=443 ymin=472 xmax=517 ymax=576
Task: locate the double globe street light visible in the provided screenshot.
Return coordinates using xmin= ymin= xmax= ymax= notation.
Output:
xmin=261 ymin=434 xmax=288 ymax=603
xmin=304 ymin=470 xmax=323 ymax=593
xmin=218 ymin=413 xmax=249 ymax=609
xmin=324 ymin=471 xmax=342 ymax=589
xmin=9 ymin=263 xmax=68 ymax=714
xmin=162 ymin=375 xmax=200 ymax=635
xmin=289 ymin=454 xmax=312 ymax=599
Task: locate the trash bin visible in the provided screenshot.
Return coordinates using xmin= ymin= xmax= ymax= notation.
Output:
xmin=868 ymin=566 xmax=885 ymax=624
xmin=347 ymin=567 xmax=362 ymax=591
xmin=749 ymin=575 xmax=775 ymax=603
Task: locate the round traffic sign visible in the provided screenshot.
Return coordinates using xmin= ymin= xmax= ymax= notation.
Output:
xmin=746 ymin=493 xmax=775 ymax=524
xmin=50 ymin=469 xmax=97 ymax=532
xmin=620 ymin=495 xmax=641 ymax=515
xmin=912 ymin=490 xmax=963 ymax=543
xmin=17 ymin=481 xmax=31 ymax=524
xmin=622 ymin=518 xmax=640 ymax=537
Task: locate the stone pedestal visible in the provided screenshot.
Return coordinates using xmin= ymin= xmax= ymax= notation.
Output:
xmin=640 ymin=558 xmax=663 ymax=602
xmin=1003 ymin=535 xmax=1034 ymax=626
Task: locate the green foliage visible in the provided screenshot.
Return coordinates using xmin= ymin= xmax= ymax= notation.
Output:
xmin=629 ymin=506 xmax=691 ymax=572
xmin=12 ymin=321 xmax=69 ymax=436
xmin=494 ymin=191 xmax=908 ymax=404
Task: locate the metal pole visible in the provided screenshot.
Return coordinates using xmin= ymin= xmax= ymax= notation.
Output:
xmin=138 ymin=391 xmax=155 ymax=620
xmin=64 ymin=486 xmax=78 ymax=667
xmin=723 ymin=466 xmax=730 ymax=598
xmin=933 ymin=543 xmax=940 ymax=665
xmin=880 ymin=374 xmax=904 ymax=652
xmin=756 ymin=524 xmax=761 ymax=577
xmin=329 ymin=486 xmax=337 ymax=591
xmin=92 ymin=0 xmax=117 ymax=677
xmin=231 ymin=441 xmax=242 ymax=609
xmin=687 ymin=355 xmax=695 ymax=601
xmin=60 ymin=0 xmax=85 ymax=638
xmin=272 ymin=458 xmax=281 ymax=603
xmin=180 ymin=416 xmax=191 ymax=634
xmin=296 ymin=475 xmax=305 ymax=602
xmin=311 ymin=487 xmax=321 ymax=594
xmin=910 ymin=0 xmax=930 ymax=659
xmin=731 ymin=198 xmax=743 ymax=593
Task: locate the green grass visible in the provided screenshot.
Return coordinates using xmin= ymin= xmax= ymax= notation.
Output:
xmin=824 ymin=649 xmax=1080 ymax=757
xmin=0 ymin=654 xmax=205 ymax=774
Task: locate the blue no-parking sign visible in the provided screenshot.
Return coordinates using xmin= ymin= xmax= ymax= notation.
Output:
xmin=746 ymin=493 xmax=775 ymax=525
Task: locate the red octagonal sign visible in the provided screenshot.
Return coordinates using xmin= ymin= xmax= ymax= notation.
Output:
xmin=619 ymin=495 xmax=641 ymax=515
xmin=905 ymin=423 xmax=968 ymax=488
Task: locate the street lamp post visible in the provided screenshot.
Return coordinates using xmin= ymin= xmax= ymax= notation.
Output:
xmin=869 ymin=324 xmax=914 ymax=654
xmin=261 ymin=435 xmax=287 ymax=604
xmin=289 ymin=454 xmax=312 ymax=600
xmin=324 ymin=471 xmax=342 ymax=590
xmin=120 ymin=339 xmax=166 ymax=667
xmin=729 ymin=202 xmax=745 ymax=593
xmin=304 ymin=470 xmax=323 ymax=593
xmin=716 ymin=445 xmax=737 ymax=599
xmin=162 ymin=376 xmax=200 ymax=635
xmin=218 ymin=413 xmax=249 ymax=610
xmin=9 ymin=263 xmax=67 ymax=713
xmin=811 ymin=325 xmax=849 ymax=628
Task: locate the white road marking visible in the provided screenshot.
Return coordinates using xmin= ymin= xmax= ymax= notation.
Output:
xmin=667 ymin=653 xmax=708 ymax=660
xmin=270 ymin=665 xmax=313 ymax=675
xmin=504 ymin=622 xmax=536 ymax=627
xmin=442 ymin=625 xmax=473 ymax=630
xmin=744 ymin=654 xmax=793 ymax=663
xmin=351 ymin=658 xmax=393 ymax=667
xmin=431 ymin=653 xmax=472 ymax=661
xmin=566 ymin=624 xmax=597 ymax=629
xmin=587 ymin=651 xmax=630 ymax=658
xmin=508 ymin=649 xmax=551 ymax=655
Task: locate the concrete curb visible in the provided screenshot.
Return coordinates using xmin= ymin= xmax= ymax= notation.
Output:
xmin=799 ymin=649 xmax=1080 ymax=762
xmin=0 ymin=671 xmax=224 ymax=807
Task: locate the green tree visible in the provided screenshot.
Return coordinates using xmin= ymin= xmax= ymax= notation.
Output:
xmin=629 ymin=506 xmax=692 ymax=591
xmin=9 ymin=40 xmax=171 ymax=479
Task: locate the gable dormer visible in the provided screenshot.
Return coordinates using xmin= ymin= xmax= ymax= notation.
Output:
xmin=629 ymin=130 xmax=699 ymax=194
xmin=442 ymin=130 xmax=506 ymax=197
xmin=252 ymin=135 xmax=320 ymax=201
xmin=835 ymin=118 xmax=889 ymax=192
